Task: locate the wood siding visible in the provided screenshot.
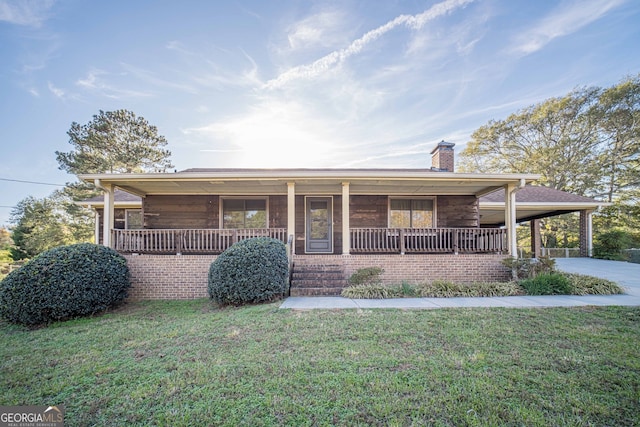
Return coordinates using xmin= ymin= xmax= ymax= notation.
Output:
xmin=143 ymin=195 xmax=287 ymax=230
xmin=350 ymin=196 xmax=387 ymax=227
xmin=436 ymin=195 xmax=479 ymax=227
xmin=269 ymin=195 xmax=287 ymax=228
xmin=144 ymin=195 xmax=218 ymax=229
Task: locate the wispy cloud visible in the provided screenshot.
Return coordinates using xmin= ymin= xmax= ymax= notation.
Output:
xmin=199 ymin=149 xmax=244 ymax=153
xmin=120 ymin=62 xmax=197 ymax=93
xmin=190 ymin=56 xmax=262 ymax=90
xmin=510 ymin=0 xmax=627 ymax=55
xmin=338 ymin=141 xmax=436 ymax=167
xmin=285 ymin=10 xmax=348 ymax=51
xmin=165 ymin=40 xmax=259 ymax=90
xmin=182 ymin=0 xmax=487 ymax=168
xmin=265 ymin=0 xmax=474 ymax=89
xmin=6 ymin=22 xmax=63 ymax=77
xmin=76 ymin=69 xmax=152 ymax=99
xmin=0 ymin=0 xmax=55 ymax=27
xmin=76 ymin=69 xmax=105 ymax=89
xmin=47 ymin=81 xmax=64 ymax=98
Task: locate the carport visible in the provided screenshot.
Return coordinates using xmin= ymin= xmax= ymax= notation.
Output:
xmin=480 ymin=186 xmax=608 ymax=258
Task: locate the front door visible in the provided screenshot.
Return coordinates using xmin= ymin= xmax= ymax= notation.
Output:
xmin=305 ymin=197 xmax=333 ymax=253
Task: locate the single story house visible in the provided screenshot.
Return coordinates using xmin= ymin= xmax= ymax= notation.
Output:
xmin=79 ymin=142 xmax=604 ymax=300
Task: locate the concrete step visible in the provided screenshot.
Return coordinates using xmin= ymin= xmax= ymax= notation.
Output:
xmin=289 ymin=262 xmax=348 ymax=295
xmin=292 ymin=272 xmax=344 ymax=280
xmin=291 ymin=280 xmax=347 ymax=288
xmin=290 ymin=287 xmax=343 ymax=297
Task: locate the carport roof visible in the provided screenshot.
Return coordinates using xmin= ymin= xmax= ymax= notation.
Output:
xmin=479 ymin=186 xmax=607 ymax=226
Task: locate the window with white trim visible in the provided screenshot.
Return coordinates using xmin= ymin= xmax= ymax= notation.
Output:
xmin=222 ymin=199 xmax=267 ymax=229
xmin=389 ymin=198 xmax=434 ymax=228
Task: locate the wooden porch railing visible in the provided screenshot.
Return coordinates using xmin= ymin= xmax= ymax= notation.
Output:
xmin=350 ymin=227 xmax=507 ymax=254
xmin=112 ymin=227 xmax=505 ymax=255
xmin=112 ymin=228 xmax=288 ymax=254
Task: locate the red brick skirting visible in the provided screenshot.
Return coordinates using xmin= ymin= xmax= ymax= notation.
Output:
xmin=125 ymin=254 xmax=215 ymax=301
xmin=296 ymin=254 xmax=511 ymax=286
xmin=124 ymin=253 xmax=511 ymax=301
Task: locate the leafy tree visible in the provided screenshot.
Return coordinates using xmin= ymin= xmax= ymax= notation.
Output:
xmin=459 ymin=87 xmax=602 ymax=195
xmin=0 ymin=228 xmax=13 ymax=264
xmin=56 ymin=109 xmax=174 ymax=174
xmin=0 ymin=227 xmax=11 ymax=250
xmin=593 ymin=75 xmax=640 ymax=203
xmin=460 ymin=75 xmax=640 ymax=246
xmin=593 ymin=229 xmax=633 ymax=260
xmin=9 ymin=110 xmax=173 ymax=259
xmin=9 ymin=196 xmax=75 ymax=260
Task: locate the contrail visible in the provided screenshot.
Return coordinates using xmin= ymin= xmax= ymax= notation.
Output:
xmin=265 ymin=0 xmax=475 ymax=89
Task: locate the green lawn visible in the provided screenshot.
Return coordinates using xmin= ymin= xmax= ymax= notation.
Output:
xmin=1 ymin=300 xmax=639 ymax=426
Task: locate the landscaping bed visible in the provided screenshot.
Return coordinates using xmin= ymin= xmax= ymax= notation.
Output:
xmin=342 ymin=261 xmax=624 ymax=299
xmin=342 ymin=273 xmax=623 ymax=299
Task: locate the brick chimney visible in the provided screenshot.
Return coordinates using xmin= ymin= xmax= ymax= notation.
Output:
xmin=430 ymin=140 xmax=455 ymax=172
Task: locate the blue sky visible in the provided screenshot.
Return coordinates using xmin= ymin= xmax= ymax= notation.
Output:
xmin=1 ymin=0 xmax=639 ymax=227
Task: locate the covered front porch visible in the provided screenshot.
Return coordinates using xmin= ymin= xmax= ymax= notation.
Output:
xmin=79 ymin=169 xmax=536 ymax=258
xmin=111 ymin=226 xmax=508 ymax=255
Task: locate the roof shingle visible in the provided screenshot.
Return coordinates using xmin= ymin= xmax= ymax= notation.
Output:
xmin=480 ymin=186 xmax=601 ymax=204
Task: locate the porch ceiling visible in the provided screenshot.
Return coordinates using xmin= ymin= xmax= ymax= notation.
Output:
xmin=480 ymin=203 xmax=605 ymax=226
xmin=479 ymin=186 xmax=607 ymax=225
xmin=79 ymin=170 xmax=539 ymax=197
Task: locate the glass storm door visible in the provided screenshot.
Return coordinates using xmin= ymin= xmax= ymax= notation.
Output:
xmin=305 ymin=197 xmax=333 ymax=253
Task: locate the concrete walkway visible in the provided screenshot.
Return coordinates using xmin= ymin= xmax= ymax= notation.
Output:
xmin=280 ymin=258 xmax=640 ymax=310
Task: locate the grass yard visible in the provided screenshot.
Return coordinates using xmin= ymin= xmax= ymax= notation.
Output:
xmin=1 ymin=300 xmax=639 ymax=426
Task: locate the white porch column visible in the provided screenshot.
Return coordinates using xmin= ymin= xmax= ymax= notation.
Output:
xmin=342 ymin=182 xmax=350 ymax=255
xmin=287 ymin=182 xmax=296 ymax=254
xmin=94 ymin=210 xmax=100 ymax=244
xmin=101 ymin=183 xmax=114 ymax=248
xmin=587 ymin=210 xmax=593 ymax=257
xmin=505 ymin=183 xmax=517 ymax=257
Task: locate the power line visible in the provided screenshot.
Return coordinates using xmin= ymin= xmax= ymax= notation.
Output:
xmin=0 ymin=177 xmax=65 ymax=186
xmin=0 ymin=206 xmax=15 ymax=208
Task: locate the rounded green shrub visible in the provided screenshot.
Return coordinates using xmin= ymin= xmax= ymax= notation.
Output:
xmin=208 ymin=237 xmax=289 ymax=306
xmin=0 ymin=243 xmax=130 ymax=325
xmin=520 ymin=273 xmax=572 ymax=296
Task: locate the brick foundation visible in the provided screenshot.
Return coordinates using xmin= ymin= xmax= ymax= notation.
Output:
xmin=125 ymin=253 xmax=511 ymax=301
xmin=295 ymin=254 xmax=511 ymax=286
xmin=125 ymin=254 xmax=215 ymax=301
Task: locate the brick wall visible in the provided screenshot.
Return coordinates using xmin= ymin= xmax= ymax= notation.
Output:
xmin=125 ymin=254 xmax=215 ymax=301
xmin=295 ymin=254 xmax=511 ymax=285
xmin=125 ymin=253 xmax=511 ymax=300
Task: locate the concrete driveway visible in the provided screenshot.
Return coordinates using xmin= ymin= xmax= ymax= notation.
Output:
xmin=555 ymin=258 xmax=640 ymax=296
